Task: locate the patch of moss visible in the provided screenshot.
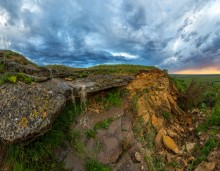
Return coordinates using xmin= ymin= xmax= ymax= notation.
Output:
xmin=6 ymin=75 xmax=17 ymax=83
xmin=17 ymin=73 xmax=34 ymax=84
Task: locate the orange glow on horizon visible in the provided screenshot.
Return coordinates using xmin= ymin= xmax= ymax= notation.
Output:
xmin=174 ymin=67 xmax=220 ymax=74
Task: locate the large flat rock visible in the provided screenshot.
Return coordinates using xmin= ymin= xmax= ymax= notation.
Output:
xmin=0 ymin=81 xmax=66 ymax=143
xmin=0 ymin=75 xmax=133 ymax=143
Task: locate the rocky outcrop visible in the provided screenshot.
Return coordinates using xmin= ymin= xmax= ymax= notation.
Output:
xmin=0 ymin=76 xmax=133 ymax=143
xmin=0 ymin=50 xmax=134 ymax=143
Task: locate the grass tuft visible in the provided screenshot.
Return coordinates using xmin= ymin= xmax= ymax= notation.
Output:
xmin=162 ymin=111 xmax=172 ymax=121
xmin=16 ymin=73 xmax=34 ymax=84
xmin=94 ymin=118 xmax=113 ymax=130
xmin=85 ymin=159 xmax=111 ymax=171
xmin=105 ymin=90 xmax=121 ymax=107
xmin=85 ymin=129 xmax=96 ymax=139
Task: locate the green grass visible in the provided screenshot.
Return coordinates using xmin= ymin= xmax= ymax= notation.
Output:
xmin=152 ymin=156 xmax=164 ymax=170
xmin=0 ymin=63 xmax=5 ymax=73
xmin=132 ymin=93 xmax=140 ymax=113
xmin=105 ymin=89 xmax=122 ymax=108
xmin=6 ymin=75 xmax=17 ymax=83
xmin=93 ymin=88 xmax=122 ymax=110
xmin=188 ymin=137 xmax=218 ymax=170
xmin=145 ymin=123 xmax=157 ymax=149
xmin=172 ymin=74 xmax=220 ymax=85
xmin=0 ymin=74 xmax=17 ymax=85
xmin=0 ymin=73 xmax=35 ymax=86
xmin=16 ymin=73 xmax=34 ymax=84
xmin=0 ymin=76 xmax=4 ymax=85
xmin=94 ymin=118 xmax=113 ymax=130
xmin=85 ymin=129 xmax=97 ymax=139
xmin=85 ymin=118 xmax=113 ymax=140
xmin=91 ymin=64 xmax=155 ymax=74
xmin=3 ymin=51 xmax=21 ymax=58
xmin=68 ymin=129 xmax=86 ymax=157
xmin=85 ymin=159 xmax=111 ymax=171
xmin=133 ymin=118 xmax=156 ymax=148
xmin=6 ymin=101 xmax=82 ymax=171
xmin=93 ymin=139 xmax=103 ymax=153
xmin=45 ymin=64 xmax=155 ymax=77
xmin=170 ymin=76 xmax=187 ymax=92
xmin=162 ymin=111 xmax=172 ymax=121
xmin=197 ymin=97 xmax=220 ymax=132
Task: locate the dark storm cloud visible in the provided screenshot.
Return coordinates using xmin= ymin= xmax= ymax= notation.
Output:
xmin=0 ymin=0 xmax=220 ymax=71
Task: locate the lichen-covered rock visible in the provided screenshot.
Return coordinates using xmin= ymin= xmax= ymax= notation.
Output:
xmin=0 ymin=81 xmax=66 ymax=143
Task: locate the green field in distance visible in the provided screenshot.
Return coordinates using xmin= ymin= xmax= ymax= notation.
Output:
xmin=172 ymin=74 xmax=220 ymax=85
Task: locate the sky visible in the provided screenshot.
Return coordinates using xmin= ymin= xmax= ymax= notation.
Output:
xmin=0 ymin=0 xmax=220 ymax=73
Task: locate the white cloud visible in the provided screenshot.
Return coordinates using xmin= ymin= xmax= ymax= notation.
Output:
xmin=112 ymin=52 xmax=138 ymax=59
xmin=0 ymin=0 xmax=219 ymax=70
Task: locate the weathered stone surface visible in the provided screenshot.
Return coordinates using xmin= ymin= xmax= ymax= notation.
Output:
xmin=0 ymin=81 xmax=66 ymax=143
xmin=97 ymin=135 xmax=122 ymax=164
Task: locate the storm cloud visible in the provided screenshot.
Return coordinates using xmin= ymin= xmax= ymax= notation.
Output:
xmin=0 ymin=0 xmax=220 ymax=71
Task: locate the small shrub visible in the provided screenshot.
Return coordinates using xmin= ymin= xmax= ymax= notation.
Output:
xmin=85 ymin=159 xmax=111 ymax=171
xmin=178 ymin=80 xmax=207 ymax=110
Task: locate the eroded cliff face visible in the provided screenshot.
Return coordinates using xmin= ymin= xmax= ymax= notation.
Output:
xmin=127 ymin=69 xmax=184 ymax=121
xmin=57 ymin=69 xmax=191 ymax=171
